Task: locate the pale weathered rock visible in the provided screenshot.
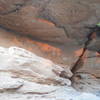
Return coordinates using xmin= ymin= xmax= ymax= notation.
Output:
xmin=0 ymin=72 xmax=59 ymax=94
xmin=0 ymin=72 xmax=23 ymax=92
xmin=0 ymin=46 xmax=72 ymax=86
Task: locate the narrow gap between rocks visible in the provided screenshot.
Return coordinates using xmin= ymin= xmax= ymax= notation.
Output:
xmin=71 ymin=29 xmax=95 ymax=76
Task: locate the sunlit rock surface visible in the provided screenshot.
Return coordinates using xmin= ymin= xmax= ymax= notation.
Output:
xmin=0 ymin=46 xmax=72 ymax=85
xmin=0 ymin=46 xmax=99 ymax=100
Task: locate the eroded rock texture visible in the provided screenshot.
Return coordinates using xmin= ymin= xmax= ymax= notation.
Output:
xmin=0 ymin=0 xmax=100 ymax=95
xmin=0 ymin=46 xmax=72 ymax=86
xmin=0 ymin=0 xmax=100 ymax=44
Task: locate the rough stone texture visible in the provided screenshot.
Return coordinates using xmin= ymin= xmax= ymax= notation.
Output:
xmin=72 ymin=73 xmax=100 ymax=93
xmin=0 ymin=0 xmax=68 ymax=44
xmin=0 ymin=46 xmax=72 ymax=85
xmin=0 ymin=0 xmax=100 ymax=96
xmin=87 ymin=37 xmax=100 ymax=52
xmin=72 ymin=50 xmax=100 ymax=93
xmin=0 ymin=28 xmax=80 ymax=68
xmin=0 ymin=73 xmax=99 ymax=100
xmin=0 ymin=27 xmax=100 ymax=95
xmin=0 ymin=0 xmax=100 ymax=44
xmin=0 ymin=47 xmax=99 ymax=100
xmin=0 ymin=72 xmax=24 ymax=92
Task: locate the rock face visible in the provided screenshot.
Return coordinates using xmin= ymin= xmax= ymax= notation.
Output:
xmin=0 ymin=28 xmax=80 ymax=68
xmin=0 ymin=0 xmax=100 ymax=44
xmin=71 ymin=50 xmax=100 ymax=93
xmin=87 ymin=37 xmax=100 ymax=53
xmin=0 ymin=47 xmax=99 ymax=100
xmin=0 ymin=0 xmax=100 ymax=97
xmin=72 ymin=73 xmax=100 ymax=93
xmin=0 ymin=46 xmax=72 ymax=85
xmin=0 ymin=72 xmax=24 ymax=92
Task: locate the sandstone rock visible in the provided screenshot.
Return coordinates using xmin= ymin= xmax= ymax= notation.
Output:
xmin=0 ymin=46 xmax=72 ymax=86
xmin=0 ymin=0 xmax=100 ymax=44
xmin=0 ymin=0 xmax=100 ymax=97
xmin=0 ymin=0 xmax=26 ymax=14
xmin=0 ymin=72 xmax=23 ymax=92
xmin=72 ymin=50 xmax=100 ymax=93
xmin=0 ymin=28 xmax=80 ymax=70
xmin=0 ymin=0 xmax=68 ymax=44
xmin=72 ymin=73 xmax=100 ymax=94
xmin=0 ymin=72 xmax=59 ymax=94
xmin=0 ymin=47 xmax=99 ymax=100
xmin=87 ymin=37 xmax=100 ymax=53
xmin=76 ymin=51 xmax=100 ymax=77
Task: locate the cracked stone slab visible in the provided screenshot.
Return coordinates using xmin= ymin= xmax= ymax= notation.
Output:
xmin=76 ymin=51 xmax=100 ymax=77
xmin=71 ymin=50 xmax=100 ymax=93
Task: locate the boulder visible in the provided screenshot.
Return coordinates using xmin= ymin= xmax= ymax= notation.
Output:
xmin=0 ymin=46 xmax=72 ymax=85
